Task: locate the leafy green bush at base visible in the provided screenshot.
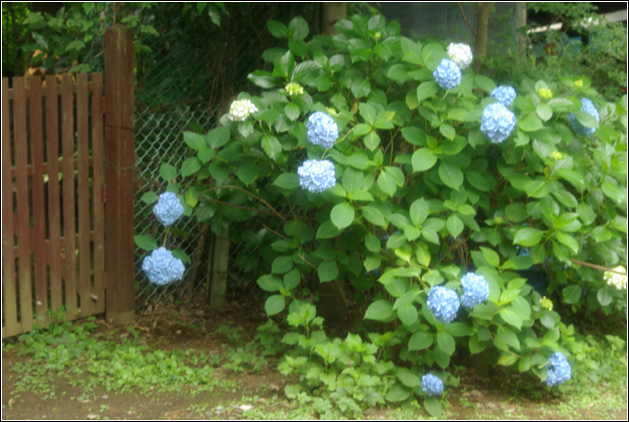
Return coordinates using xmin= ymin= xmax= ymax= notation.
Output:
xmin=137 ymin=12 xmax=627 ymax=417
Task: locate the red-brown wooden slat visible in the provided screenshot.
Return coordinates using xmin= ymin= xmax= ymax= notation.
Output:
xmin=2 ymin=78 xmax=19 ymax=337
xmin=45 ymin=75 xmax=62 ymax=313
xmin=6 ymin=81 xmax=97 ymax=99
xmin=77 ymin=74 xmax=91 ymax=317
xmin=13 ymin=77 xmax=33 ymax=331
xmin=61 ymin=74 xmax=77 ymax=316
xmin=91 ymin=73 xmax=105 ymax=313
xmin=10 ymin=157 xmax=94 ymax=178
xmin=30 ymin=76 xmax=48 ymax=320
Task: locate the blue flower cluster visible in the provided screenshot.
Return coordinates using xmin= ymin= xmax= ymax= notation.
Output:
xmin=568 ymin=98 xmax=599 ymax=137
xmin=141 ymin=247 xmax=185 ymax=286
xmin=544 ymin=352 xmax=572 ymax=387
xmin=460 ymin=272 xmax=490 ymax=308
xmin=422 ymin=374 xmax=444 ymax=397
xmin=427 ymin=285 xmax=460 ymax=324
xmin=307 ymin=112 xmax=338 ymax=149
xmin=153 ymin=192 xmax=184 ymax=226
xmin=491 ymin=85 xmax=517 ymax=108
xmin=481 ymin=102 xmax=516 ymax=144
xmin=433 ymin=59 xmax=461 ymax=90
xmin=298 ymin=159 xmax=336 ymax=193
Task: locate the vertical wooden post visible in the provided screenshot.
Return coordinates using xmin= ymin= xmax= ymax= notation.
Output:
xmin=104 ymin=24 xmax=135 ymax=324
xmin=210 ymin=227 xmax=229 ymax=309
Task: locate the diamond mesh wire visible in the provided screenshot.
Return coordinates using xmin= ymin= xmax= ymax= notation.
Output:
xmin=132 ymin=4 xmax=320 ymax=309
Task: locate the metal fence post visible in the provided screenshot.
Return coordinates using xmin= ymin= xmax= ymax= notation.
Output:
xmin=104 ymin=24 xmax=136 ymax=324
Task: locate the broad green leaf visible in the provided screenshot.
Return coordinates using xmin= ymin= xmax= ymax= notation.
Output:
xmin=364 ymin=300 xmax=395 ymax=321
xmin=160 ymin=163 xmax=177 ymax=182
xmin=499 ymin=307 xmax=523 ymax=329
xmin=385 ymin=384 xmax=411 ymax=402
xmin=480 ymin=246 xmax=500 ymax=268
xmin=555 ymin=232 xmax=579 ymax=254
xmin=408 ymin=331 xmax=434 ymax=351
xmin=412 ymin=148 xmax=437 ymax=173
xmin=562 ymin=285 xmax=582 ymax=304
xmin=206 ymin=126 xmax=231 ymax=148
xmin=272 ymin=256 xmax=294 ymax=274
xmin=597 ymin=285 xmax=614 ymax=306
xmin=141 ymin=191 xmax=158 ymax=204
xmin=181 ymin=157 xmax=202 ymax=178
xmin=397 ymin=303 xmax=418 ymax=326
xmin=513 ymin=227 xmax=544 ymax=247
xmin=536 ymin=103 xmax=553 ymax=121
xmin=183 ymin=131 xmax=206 ymax=150
xmin=318 ymin=261 xmax=339 ymax=282
xmin=475 ymin=75 xmax=497 ymax=93
xmin=396 ymin=369 xmax=420 ymax=388
xmin=361 ymin=206 xmax=387 ymax=227
xmin=257 ymin=275 xmax=283 ymax=292
xmin=525 ymin=180 xmax=549 ymax=198
xmin=377 ymin=171 xmax=397 ymax=196
xmin=436 ymin=331 xmax=455 ymax=356
xmin=284 ymin=269 xmax=301 ymax=291
xmin=439 ymin=124 xmax=456 ymax=141
xmin=265 ymin=295 xmax=286 ymax=316
xmin=261 ymin=134 xmax=282 ymax=160
xmin=424 ymin=397 xmax=442 ymax=417
xmin=573 ymin=110 xmax=599 ymax=128
xmin=519 ymin=113 xmax=544 ymax=132
xmin=416 ymin=81 xmax=439 ymax=102
xmin=365 ymin=233 xmax=381 ymax=253
xmin=410 ymin=198 xmax=429 ymax=227
xmin=135 ymin=235 xmax=157 ymax=251
xmin=497 ymin=325 xmax=520 ymax=350
xmin=331 ymin=202 xmax=355 ymax=230
xmin=498 ymin=354 xmax=518 ymax=366
xmin=447 ymin=214 xmax=464 ymax=238
xmin=273 ymin=173 xmax=300 ymax=190
xmin=438 ymin=161 xmax=464 ymax=190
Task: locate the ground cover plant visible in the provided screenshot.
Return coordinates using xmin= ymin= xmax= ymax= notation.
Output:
xmin=132 ymin=11 xmax=627 ymax=418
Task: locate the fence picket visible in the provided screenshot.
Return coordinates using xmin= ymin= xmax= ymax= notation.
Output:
xmin=61 ymin=74 xmax=77 ymax=317
xmin=77 ymin=74 xmax=91 ymax=317
xmin=2 ymin=78 xmax=19 ymax=337
xmin=30 ymin=76 xmax=48 ymax=321
xmin=13 ymin=77 xmax=33 ymax=332
xmin=45 ymin=75 xmax=63 ymax=313
xmin=91 ymin=73 xmax=105 ymax=313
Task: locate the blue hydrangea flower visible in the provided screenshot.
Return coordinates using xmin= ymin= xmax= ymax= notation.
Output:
xmin=142 ymin=247 xmax=185 ymax=285
xmin=422 ymin=374 xmax=444 ymax=397
xmin=544 ymin=352 xmax=572 ymax=387
xmin=481 ymin=102 xmax=516 ymax=144
xmin=427 ymin=285 xmax=460 ymax=324
xmin=460 ymin=272 xmax=490 ymax=308
xmin=433 ymin=59 xmax=461 ymax=90
xmin=568 ymin=98 xmax=599 ymax=137
xmin=297 ymin=159 xmax=336 ymax=193
xmin=307 ymin=112 xmax=338 ymax=149
xmin=491 ymin=85 xmax=517 ymax=108
xmin=153 ymin=192 xmax=184 ymax=226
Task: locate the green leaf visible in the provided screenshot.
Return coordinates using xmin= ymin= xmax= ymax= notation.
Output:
xmin=518 ymin=356 xmax=531 ymax=372
xmin=207 ymin=127 xmax=230 ymax=148
xmin=498 ymin=354 xmax=518 ymax=366
xmin=365 ymin=233 xmax=381 ymax=253
xmin=364 ymin=131 xmax=380 ymax=150
xmin=536 ymin=103 xmax=553 ymax=121
xmin=184 ymin=188 xmax=199 ymax=207
xmin=519 ymin=113 xmax=544 ymax=132
xmin=601 ymin=180 xmax=627 ymax=205
xmin=436 ymin=331 xmax=455 ymax=356
xmin=475 ymin=75 xmax=497 ymax=93
xmin=261 ymin=135 xmax=282 ymax=160
xmin=388 ymin=64 xmax=413 ymax=83
xmin=424 ymin=397 xmax=442 ymax=417
xmin=316 ymin=220 xmax=341 ymax=239
xmin=273 ymin=173 xmax=300 ymax=190
xmin=364 ymin=300 xmax=395 ymax=321
xmin=385 ymin=384 xmax=411 ymax=402
xmin=505 ymin=203 xmax=527 ymax=223
xmin=141 ymin=191 xmax=158 ymax=204
xmin=288 ymin=16 xmax=309 ymax=40
xmin=573 ymin=110 xmax=599 ymax=128
xmin=183 ymin=131 xmax=207 ymax=150
xmin=272 ymin=256 xmax=294 ymax=274
xmin=480 ymin=246 xmax=500 ymax=268
xmin=160 ymin=163 xmax=177 ymax=182
xmin=267 ymin=20 xmax=289 ymax=39
xmin=396 ymin=369 xmax=420 ymax=388
xmin=197 ymin=147 xmax=215 ymax=164
xmin=181 ymin=157 xmax=202 ymax=178
xmin=171 ymin=249 xmax=191 ymax=264
xmin=497 ymin=325 xmax=520 ymax=350
xmin=408 ymin=331 xmax=434 ymax=351
xmin=499 ymin=307 xmax=523 ymax=329
xmin=412 ymin=148 xmax=438 ymax=173
xmin=447 ymin=214 xmax=464 ymax=238
xmin=257 ymin=275 xmax=283 ymax=292
xmin=265 ymin=295 xmax=286 ymax=316
xmin=597 ymin=285 xmax=614 ymax=306
xmin=562 ymin=285 xmax=582 ymax=304
xmin=135 ymin=235 xmax=157 ymax=251
xmin=195 ymin=202 xmax=216 ymax=222
xmin=555 ymin=232 xmax=579 ymax=254
xmin=285 ymin=103 xmax=300 ymax=121
xmin=361 ymin=206 xmax=387 ymax=227
xmin=248 ymin=70 xmax=278 ymax=89
xmin=318 ymin=261 xmax=339 ymax=282
xmin=283 ymin=269 xmax=301 ymax=291
xmin=525 ymin=180 xmax=549 ymax=198
xmin=396 ymin=303 xmax=418 ymax=326
xmin=331 ymin=202 xmax=355 ymax=230
xmin=410 ymin=198 xmax=429 ymax=227
xmin=513 ymin=227 xmax=544 ymax=247
xmin=377 ymin=170 xmax=397 ymax=196
xmin=445 ymin=322 xmax=472 ymax=337
xmin=438 ymin=161 xmax=464 ymax=190
xmin=416 ymin=81 xmax=438 ymax=102
xmin=469 ymin=336 xmax=488 ymax=354
xmin=439 ymin=124 xmax=456 ymax=141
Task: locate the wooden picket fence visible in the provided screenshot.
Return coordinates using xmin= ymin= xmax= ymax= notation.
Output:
xmin=2 ymin=24 xmax=137 ymax=338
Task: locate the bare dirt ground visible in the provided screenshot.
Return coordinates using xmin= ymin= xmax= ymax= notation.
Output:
xmin=2 ymin=295 xmax=627 ymax=420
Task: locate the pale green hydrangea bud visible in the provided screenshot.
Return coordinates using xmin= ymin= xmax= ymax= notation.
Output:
xmin=541 ymin=296 xmax=553 ymax=310
xmin=551 ymin=151 xmax=562 ymax=160
xmin=538 ymin=88 xmax=553 ymax=99
xmin=285 ymin=82 xmax=304 ymax=96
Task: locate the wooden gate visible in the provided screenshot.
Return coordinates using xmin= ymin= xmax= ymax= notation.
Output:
xmin=2 ymin=24 xmax=136 ymax=338
xmin=2 ymin=74 xmax=106 ymax=338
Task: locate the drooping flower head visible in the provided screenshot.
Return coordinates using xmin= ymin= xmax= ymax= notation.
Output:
xmin=491 ymin=85 xmax=517 ymax=108
xmin=427 ymin=285 xmax=460 ymax=324
xmin=604 ymin=266 xmax=627 ymax=290
xmin=447 ymin=43 xmax=473 ymax=70
xmin=142 ymin=247 xmax=185 ymax=286
xmin=228 ymin=98 xmax=258 ymax=121
xmin=422 ymin=374 xmax=444 ymax=397
xmin=153 ymin=192 xmax=184 ymax=226
xmin=544 ymin=352 xmax=572 ymax=387
xmin=568 ymin=98 xmax=599 ymax=137
xmin=481 ymin=102 xmax=516 ymax=144
xmin=297 ymin=159 xmax=336 ymax=193
xmin=307 ymin=112 xmax=338 ymax=149
xmin=433 ymin=59 xmax=462 ymax=90
xmin=460 ymin=272 xmax=490 ymax=308
xmin=285 ymin=82 xmax=304 ymax=96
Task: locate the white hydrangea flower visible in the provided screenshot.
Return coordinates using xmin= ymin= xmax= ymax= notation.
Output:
xmin=447 ymin=43 xmax=473 ymax=70
xmin=229 ymin=99 xmax=258 ymax=121
xmin=605 ymin=266 xmax=627 ymax=290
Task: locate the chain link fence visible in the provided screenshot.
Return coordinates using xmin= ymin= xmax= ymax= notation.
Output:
xmin=132 ymin=4 xmax=319 ymax=309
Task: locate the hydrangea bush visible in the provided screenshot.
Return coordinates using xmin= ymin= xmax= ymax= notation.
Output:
xmin=140 ymin=13 xmax=627 ymax=417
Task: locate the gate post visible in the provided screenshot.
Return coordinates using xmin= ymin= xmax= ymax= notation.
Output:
xmin=104 ymin=24 xmax=135 ymax=324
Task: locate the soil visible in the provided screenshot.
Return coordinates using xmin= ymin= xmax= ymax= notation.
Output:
xmin=2 ymin=295 xmax=628 ymax=420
